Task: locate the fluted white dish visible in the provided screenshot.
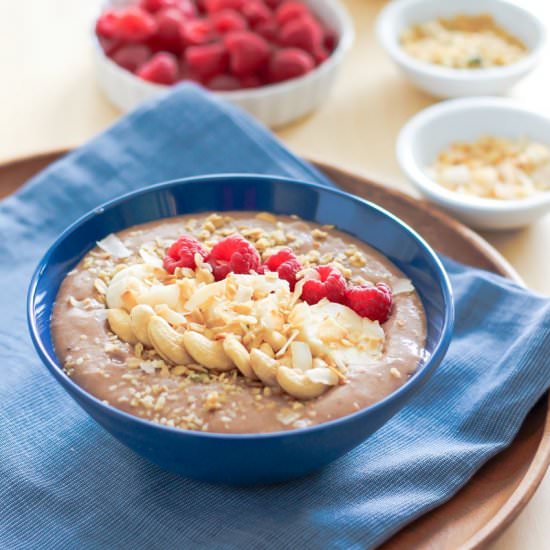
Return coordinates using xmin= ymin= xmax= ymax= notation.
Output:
xmin=93 ymin=0 xmax=354 ymax=127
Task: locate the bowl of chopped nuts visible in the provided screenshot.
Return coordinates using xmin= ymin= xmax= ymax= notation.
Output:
xmin=376 ymin=0 xmax=545 ymax=98
xmin=397 ymin=97 xmax=550 ymax=229
xmin=28 ymin=174 xmax=453 ymax=485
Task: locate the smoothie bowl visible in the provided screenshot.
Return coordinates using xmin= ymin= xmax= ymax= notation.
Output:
xmin=28 ymin=175 xmax=454 ymax=484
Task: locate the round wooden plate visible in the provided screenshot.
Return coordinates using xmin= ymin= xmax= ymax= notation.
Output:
xmin=2 ymin=152 xmax=548 ymax=550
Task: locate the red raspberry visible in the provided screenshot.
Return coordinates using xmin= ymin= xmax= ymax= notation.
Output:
xmin=207 ymin=235 xmax=261 ymax=280
xmin=140 ymin=0 xmax=195 ymax=15
xmin=179 ymin=0 xmax=198 ymax=17
xmin=345 ymin=282 xmax=393 ymax=323
xmin=224 ymin=31 xmax=270 ymax=77
xmin=149 ymin=7 xmax=188 ymax=53
xmin=207 ymin=74 xmax=241 ymax=90
xmin=179 ymin=59 xmax=203 ymax=83
xmin=242 ymin=1 xmax=272 ymax=26
xmin=278 ymin=15 xmax=323 ymax=56
xmin=313 ymin=47 xmax=329 ymax=64
xmin=265 ymin=0 xmax=283 ymax=8
xmin=240 ymin=74 xmax=262 ymax=88
xmin=301 ymin=265 xmax=347 ymax=305
xmin=186 ymin=42 xmax=228 ymax=79
xmin=265 ymin=247 xmax=295 ymax=270
xmin=275 ymin=1 xmax=308 ymax=26
xmin=163 ymin=235 xmax=208 ymax=273
xmin=268 ymin=47 xmax=314 ymax=83
xmin=136 ymin=52 xmax=179 ymax=84
xmin=181 ymin=18 xmax=217 ymax=46
xmin=324 ymin=28 xmax=337 ymax=52
xmin=253 ymin=18 xmax=279 ymax=42
xmin=300 ymin=279 xmax=325 ymax=305
xmin=111 ymin=44 xmax=152 ymax=72
xmin=264 ymin=248 xmax=302 ymax=289
xmin=211 ymin=10 xmax=248 ymax=34
xmin=205 ymin=0 xmax=245 ymax=12
xmin=230 ymin=248 xmax=261 ymax=274
xmin=116 ymin=7 xmax=158 ymax=43
xmin=98 ymin=36 xmax=121 ymax=56
xmin=319 ymin=266 xmax=347 ymax=303
xmin=277 ymin=258 xmax=301 ymax=289
xmin=212 ymin=263 xmax=232 ymax=280
xmin=96 ymin=9 xmax=120 ymax=39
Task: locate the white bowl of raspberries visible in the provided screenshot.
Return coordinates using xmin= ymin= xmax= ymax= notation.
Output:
xmin=93 ymin=0 xmax=354 ymax=127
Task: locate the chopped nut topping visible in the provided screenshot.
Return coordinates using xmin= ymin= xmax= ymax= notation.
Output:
xmin=390 ymin=367 xmax=402 ymax=379
xmin=311 ymin=228 xmax=328 ymax=240
xmin=429 ymin=135 xmax=550 ymax=200
xmin=401 ymin=14 xmax=527 ymax=69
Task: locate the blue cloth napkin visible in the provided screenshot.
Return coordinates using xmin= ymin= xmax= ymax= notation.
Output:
xmin=1 ymin=85 xmax=549 ymax=550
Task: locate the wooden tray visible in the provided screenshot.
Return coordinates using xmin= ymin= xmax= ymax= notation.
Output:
xmin=2 ymin=152 xmax=549 ymax=550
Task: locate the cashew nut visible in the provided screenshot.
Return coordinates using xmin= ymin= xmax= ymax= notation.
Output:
xmin=259 ymin=342 xmax=275 ymax=358
xmin=250 ymin=349 xmax=279 ymax=386
xmin=223 ymin=337 xmax=256 ymax=379
xmin=183 ymin=331 xmax=233 ymax=371
xmin=107 ymin=264 xmax=159 ymax=310
xmin=107 ymin=308 xmax=138 ymax=344
xmin=140 ymin=284 xmax=181 ymax=309
xmin=106 ymin=276 xmax=146 ymax=311
xmin=263 ymin=330 xmax=286 ymax=352
xmin=130 ymin=304 xmax=155 ymax=346
xmin=111 ymin=263 xmax=158 ymax=284
xmin=148 ymin=315 xmax=192 ymax=365
xmin=154 ymin=304 xmax=187 ymax=328
xmin=276 ymin=366 xmax=338 ymax=400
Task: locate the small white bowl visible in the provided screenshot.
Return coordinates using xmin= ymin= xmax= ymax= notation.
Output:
xmin=93 ymin=0 xmax=354 ymax=128
xmin=396 ymin=97 xmax=550 ymax=230
xmin=376 ymin=0 xmax=546 ymax=98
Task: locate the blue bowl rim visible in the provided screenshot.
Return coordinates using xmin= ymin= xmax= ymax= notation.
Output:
xmin=27 ymin=174 xmax=455 ymax=441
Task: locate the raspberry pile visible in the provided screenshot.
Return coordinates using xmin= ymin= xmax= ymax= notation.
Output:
xmin=96 ymin=0 xmax=337 ymax=89
xmin=163 ymin=234 xmax=394 ymax=323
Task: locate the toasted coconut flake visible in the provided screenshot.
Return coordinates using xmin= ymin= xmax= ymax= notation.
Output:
xmin=139 ymin=246 xmax=163 ymax=268
xmin=234 ymin=285 xmax=253 ymax=303
xmin=276 ymin=409 xmax=302 ymax=426
xmin=94 ymin=279 xmax=107 ymax=295
xmin=393 ymin=278 xmax=415 ymax=295
xmin=139 ymin=360 xmax=163 ymax=374
xmin=97 ymin=234 xmax=131 ymax=258
xmin=276 ymin=329 xmax=299 ymax=358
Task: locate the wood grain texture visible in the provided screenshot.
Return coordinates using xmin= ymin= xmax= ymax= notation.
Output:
xmin=1 ymin=152 xmax=548 ymax=550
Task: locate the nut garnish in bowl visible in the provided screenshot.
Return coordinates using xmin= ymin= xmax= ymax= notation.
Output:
xmin=428 ymin=135 xmax=550 ymax=200
xmin=400 ymin=14 xmax=527 ymax=69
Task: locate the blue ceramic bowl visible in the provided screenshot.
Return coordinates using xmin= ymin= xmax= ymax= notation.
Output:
xmin=28 ymin=175 xmax=454 ymax=485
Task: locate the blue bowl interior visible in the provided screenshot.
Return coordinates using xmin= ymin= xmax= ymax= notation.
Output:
xmin=29 ymin=175 xmax=453 ymax=432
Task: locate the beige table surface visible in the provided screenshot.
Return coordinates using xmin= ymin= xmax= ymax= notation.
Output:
xmin=2 ymin=0 xmax=549 ymax=547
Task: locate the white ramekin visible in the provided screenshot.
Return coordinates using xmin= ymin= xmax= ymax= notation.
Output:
xmin=396 ymin=97 xmax=550 ymax=230
xmin=376 ymin=0 xmax=546 ymax=98
xmin=93 ymin=0 xmax=354 ymax=127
